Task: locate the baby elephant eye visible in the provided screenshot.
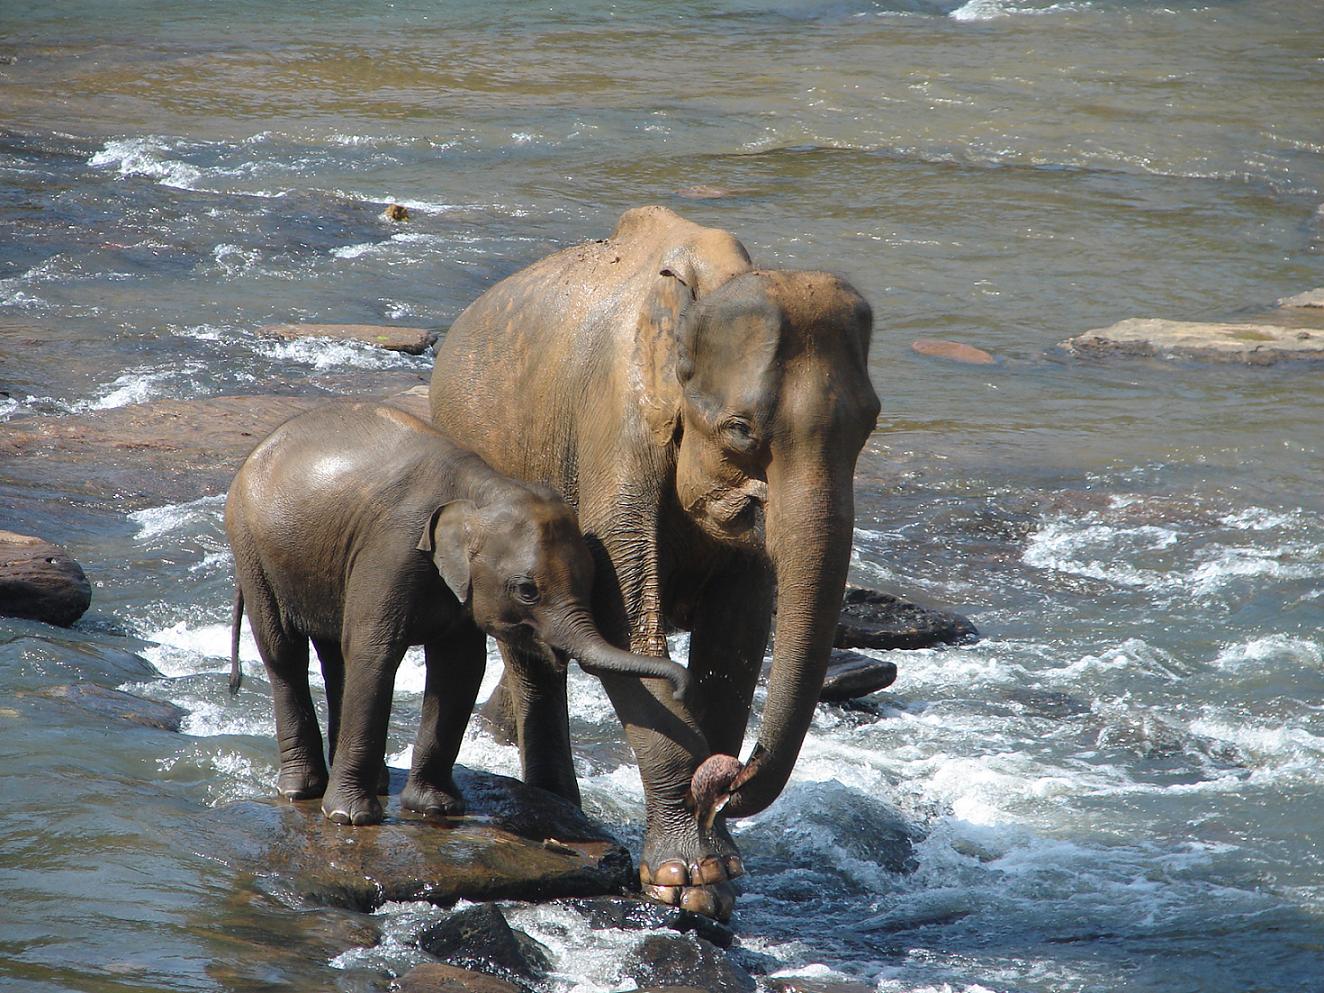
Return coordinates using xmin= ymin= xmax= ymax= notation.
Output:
xmin=512 ymin=579 xmax=540 ymax=605
xmin=721 ymin=417 xmax=757 ymax=450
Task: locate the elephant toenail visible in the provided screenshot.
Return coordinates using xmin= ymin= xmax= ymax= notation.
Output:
xmin=725 ymin=855 xmax=745 ymax=879
xmin=638 ymin=861 xmax=654 ymax=885
xmin=652 ymin=860 xmax=689 ymax=886
xmin=680 ymin=886 xmax=719 ymax=917
xmin=692 ymin=857 xmax=726 ymax=885
xmin=643 ymin=883 xmax=682 ymax=906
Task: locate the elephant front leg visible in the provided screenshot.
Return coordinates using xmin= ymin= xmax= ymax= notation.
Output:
xmin=684 ymin=557 xmax=775 ymax=878
xmin=596 ymin=669 xmax=740 ymax=921
xmin=504 ymin=642 xmax=580 ymax=806
xmin=402 ymin=623 xmax=486 ymax=817
xmin=322 ymin=631 xmax=406 ymax=826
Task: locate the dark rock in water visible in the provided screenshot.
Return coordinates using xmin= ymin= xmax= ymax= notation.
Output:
xmin=382 ymin=203 xmax=411 ymax=222
xmin=198 ymin=765 xmax=632 ymax=913
xmin=625 ymin=932 xmax=756 ymax=993
xmin=835 ymin=587 xmax=977 ymax=651
xmin=33 ymin=683 xmax=186 ymax=731
xmin=396 ymin=963 xmax=524 ymax=993
xmin=558 ymin=895 xmax=736 ymax=948
xmin=0 ymin=530 xmax=91 ymax=626
xmin=414 ymin=903 xmax=551 ymax=990
xmin=819 ymin=650 xmax=898 ymax=702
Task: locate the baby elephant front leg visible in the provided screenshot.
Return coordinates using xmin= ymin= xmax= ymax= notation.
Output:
xmin=400 ymin=628 xmax=486 ymax=817
xmin=322 ymin=641 xmax=405 ymax=826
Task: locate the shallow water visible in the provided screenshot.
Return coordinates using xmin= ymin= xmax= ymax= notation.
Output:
xmin=2 ymin=2 xmax=1322 ymax=991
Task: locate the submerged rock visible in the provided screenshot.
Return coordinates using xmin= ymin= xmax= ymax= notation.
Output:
xmin=910 ymin=338 xmax=997 ymax=365
xmin=396 ymin=963 xmax=523 ymax=993
xmin=625 ymin=932 xmax=756 ymax=993
xmin=1276 ymin=287 xmax=1324 ymax=308
xmin=818 ymin=650 xmax=898 ymax=702
xmin=0 ymin=530 xmax=91 ymax=626
xmin=834 ymin=587 xmax=978 ymax=652
xmin=558 ymin=894 xmax=736 ymax=948
xmin=765 ymin=979 xmax=878 ymax=993
xmin=413 ymin=903 xmax=551 ymax=990
xmin=32 ymin=683 xmax=186 ymax=731
xmin=260 ymin=322 xmax=437 ymax=355
xmin=1062 ymin=318 xmax=1324 ymax=365
xmin=199 ymin=765 xmax=632 ymax=913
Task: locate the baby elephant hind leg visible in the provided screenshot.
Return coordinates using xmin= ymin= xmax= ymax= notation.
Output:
xmin=321 ymin=627 xmax=407 ymax=826
xmin=401 ymin=623 xmax=487 ymax=817
xmin=247 ymin=590 xmax=327 ymax=801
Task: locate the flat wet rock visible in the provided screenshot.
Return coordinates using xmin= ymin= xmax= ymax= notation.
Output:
xmin=1062 ymin=318 xmax=1324 ymax=365
xmin=200 ymin=765 xmax=632 ymax=913
xmin=31 ymin=682 xmax=187 ymax=731
xmin=819 ymin=650 xmax=898 ymax=702
xmin=0 ymin=380 xmax=428 ymax=506
xmin=396 ymin=963 xmax=525 ymax=993
xmin=834 ymin=587 xmax=977 ymax=652
xmin=1276 ymin=287 xmax=1324 ymax=308
xmin=260 ymin=322 xmax=438 ymax=355
xmin=0 ymin=530 xmax=91 ymax=626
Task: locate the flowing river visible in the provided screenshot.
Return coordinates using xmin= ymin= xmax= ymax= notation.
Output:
xmin=2 ymin=1 xmax=1322 ymax=990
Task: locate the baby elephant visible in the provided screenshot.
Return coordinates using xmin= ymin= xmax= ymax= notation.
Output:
xmin=225 ymin=401 xmax=689 ymax=826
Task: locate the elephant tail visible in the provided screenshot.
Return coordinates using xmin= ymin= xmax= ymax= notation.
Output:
xmin=229 ymin=586 xmax=244 ymax=696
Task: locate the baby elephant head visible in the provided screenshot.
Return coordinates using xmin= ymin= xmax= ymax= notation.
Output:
xmin=418 ymin=490 xmax=690 ymax=700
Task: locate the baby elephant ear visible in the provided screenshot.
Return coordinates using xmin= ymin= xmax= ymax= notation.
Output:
xmin=418 ymin=501 xmax=475 ymax=603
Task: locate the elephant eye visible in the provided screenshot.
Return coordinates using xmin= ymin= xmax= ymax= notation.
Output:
xmin=512 ymin=578 xmax=540 ymax=605
xmin=721 ymin=417 xmax=757 ymax=450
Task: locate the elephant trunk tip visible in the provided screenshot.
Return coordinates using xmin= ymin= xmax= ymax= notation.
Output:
xmin=688 ymin=753 xmax=744 ymax=830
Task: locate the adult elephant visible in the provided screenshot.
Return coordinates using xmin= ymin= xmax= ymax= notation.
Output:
xmin=429 ymin=206 xmax=879 ymax=919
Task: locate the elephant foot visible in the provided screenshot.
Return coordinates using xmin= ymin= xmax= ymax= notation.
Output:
xmin=321 ymin=783 xmax=384 ymax=826
xmin=401 ymin=777 xmax=465 ymax=817
xmin=642 ymin=878 xmax=738 ymax=922
xmin=276 ymin=763 xmax=328 ymax=801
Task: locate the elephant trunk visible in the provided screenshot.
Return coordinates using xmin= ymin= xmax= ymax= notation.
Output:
xmin=552 ymin=612 xmax=692 ymax=701
xmin=724 ymin=455 xmax=855 ymax=818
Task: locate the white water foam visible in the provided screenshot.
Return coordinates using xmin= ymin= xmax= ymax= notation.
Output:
xmin=1210 ymin=634 xmax=1324 ymax=671
xmin=129 ymin=494 xmax=227 ymax=541
xmin=253 ymin=334 xmax=427 ymax=370
xmin=90 ymin=137 xmax=206 ymax=189
xmin=70 ymin=361 xmax=208 ymax=411
xmin=949 ymin=0 xmax=1089 ymax=22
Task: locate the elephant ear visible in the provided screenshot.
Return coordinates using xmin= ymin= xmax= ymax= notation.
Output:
xmin=636 ymin=234 xmax=752 ymax=447
xmin=418 ymin=501 xmax=475 ymax=603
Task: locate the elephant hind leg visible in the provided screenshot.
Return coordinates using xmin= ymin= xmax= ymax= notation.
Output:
xmin=313 ymin=637 xmax=389 ymax=795
xmin=246 ymin=582 xmax=326 ymax=800
xmin=402 ymin=622 xmax=486 ymax=817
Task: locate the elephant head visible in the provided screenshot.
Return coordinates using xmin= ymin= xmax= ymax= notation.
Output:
xmin=643 ymin=266 xmax=880 ymax=817
xmin=418 ymin=492 xmax=691 ymax=699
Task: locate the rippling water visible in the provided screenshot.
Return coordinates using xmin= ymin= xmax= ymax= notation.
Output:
xmin=2 ymin=2 xmax=1322 ymax=991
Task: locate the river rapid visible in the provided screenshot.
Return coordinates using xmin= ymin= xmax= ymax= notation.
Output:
xmin=2 ymin=2 xmax=1322 ymax=991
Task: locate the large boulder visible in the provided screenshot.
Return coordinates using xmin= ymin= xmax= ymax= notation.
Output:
xmin=30 ymin=683 xmax=186 ymax=731
xmin=198 ymin=765 xmax=633 ymax=914
xmin=818 ymin=650 xmax=898 ymax=702
xmin=1061 ymin=318 xmax=1324 ymax=365
xmin=0 ymin=531 xmax=91 ymax=626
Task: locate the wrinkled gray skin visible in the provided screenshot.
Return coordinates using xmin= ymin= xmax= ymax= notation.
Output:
xmin=429 ymin=206 xmax=879 ymax=917
xmin=225 ymin=401 xmax=689 ymax=826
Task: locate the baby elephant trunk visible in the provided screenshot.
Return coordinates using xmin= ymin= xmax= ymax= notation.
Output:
xmin=556 ymin=618 xmax=691 ymax=701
